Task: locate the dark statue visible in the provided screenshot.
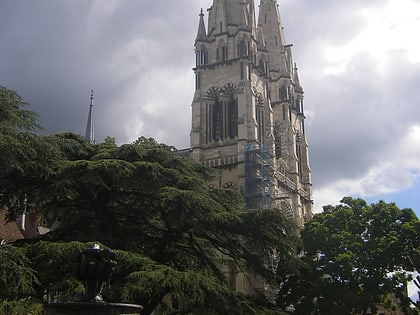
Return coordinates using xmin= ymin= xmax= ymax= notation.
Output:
xmin=76 ymin=243 xmax=117 ymax=302
xmin=46 ymin=244 xmax=142 ymax=314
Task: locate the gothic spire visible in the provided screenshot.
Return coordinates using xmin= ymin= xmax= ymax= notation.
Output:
xmin=256 ymin=24 xmax=266 ymax=49
xmin=195 ymin=8 xmax=207 ymax=42
xmin=257 ymin=0 xmax=289 ymax=74
xmin=240 ymin=0 xmax=256 ymax=34
xmin=85 ymin=89 xmax=95 ymax=144
xmin=293 ymin=63 xmax=303 ymax=92
xmin=240 ymin=1 xmax=249 ymax=29
xmin=207 ymin=0 xmax=256 ymax=37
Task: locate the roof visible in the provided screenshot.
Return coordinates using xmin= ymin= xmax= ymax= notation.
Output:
xmin=0 ymin=208 xmax=24 ymax=243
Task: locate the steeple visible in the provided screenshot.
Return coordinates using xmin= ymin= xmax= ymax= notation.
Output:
xmin=257 ymin=0 xmax=289 ymax=74
xmin=256 ymin=24 xmax=266 ymax=49
xmin=206 ymin=0 xmax=257 ymax=38
xmin=293 ymin=63 xmax=303 ymax=93
xmin=240 ymin=0 xmax=257 ymax=35
xmin=190 ymin=0 xmax=312 ymax=229
xmin=189 ymin=4 xmax=312 ymax=301
xmin=85 ymin=89 xmax=95 ymax=144
xmin=195 ymin=9 xmax=207 ymax=42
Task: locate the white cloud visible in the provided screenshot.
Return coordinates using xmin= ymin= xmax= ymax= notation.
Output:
xmin=102 ymin=58 xmax=192 ymax=146
xmin=313 ymin=125 xmax=420 ymax=212
xmin=324 ymin=0 xmax=420 ymax=76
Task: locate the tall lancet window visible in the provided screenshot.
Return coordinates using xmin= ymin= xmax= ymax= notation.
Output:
xmin=274 ymin=122 xmax=282 ymax=159
xmin=296 ymin=135 xmax=303 ymax=180
xmin=205 ymin=84 xmax=238 ymax=143
xmin=255 ymin=92 xmax=265 ymax=145
xmin=224 ymin=83 xmax=238 ymax=139
xmin=212 ymin=102 xmax=223 ymax=141
xmin=237 ymin=38 xmax=249 ymax=57
xmin=196 ymin=45 xmax=208 ymax=66
xmin=217 ymin=40 xmax=228 ymax=62
xmin=206 ymin=87 xmax=222 ymax=142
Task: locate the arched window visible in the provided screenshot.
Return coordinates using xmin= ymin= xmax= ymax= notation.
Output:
xmin=196 ymin=45 xmax=208 ymax=66
xmin=296 ymin=135 xmax=303 ymax=179
xmin=217 ymin=40 xmax=228 ymax=62
xmin=275 ymin=133 xmax=282 ymax=159
xmin=237 ymin=36 xmax=249 ymax=57
xmin=224 ymin=83 xmax=238 ymax=139
xmin=279 ymin=85 xmax=288 ymax=100
xmin=205 ymin=84 xmax=238 ymax=143
xmin=255 ymin=92 xmax=265 ymax=144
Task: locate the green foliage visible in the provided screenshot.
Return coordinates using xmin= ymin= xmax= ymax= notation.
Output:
xmin=0 ymin=240 xmax=289 ymax=315
xmin=0 ymin=132 xmax=300 ymax=313
xmin=0 ymin=300 xmax=43 ymax=315
xmin=0 ymin=86 xmax=67 ymax=221
xmin=24 ymin=241 xmax=89 ymax=300
xmin=0 ymin=87 xmax=300 ymax=314
xmin=108 ymin=250 xmax=287 ymax=315
xmin=0 ymin=85 xmax=41 ymax=133
xmin=0 ymin=245 xmax=39 ymax=301
xmin=112 ymin=250 xmax=287 ymax=315
xmin=278 ymin=197 xmax=420 ymax=314
xmin=0 ymin=85 xmax=42 ymax=174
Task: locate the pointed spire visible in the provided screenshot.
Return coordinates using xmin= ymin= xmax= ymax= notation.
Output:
xmin=196 ymin=8 xmax=207 ymax=42
xmin=207 ymin=0 xmax=256 ymax=37
xmin=240 ymin=1 xmax=249 ymax=28
xmin=293 ymin=63 xmax=303 ymax=92
xmin=256 ymin=24 xmax=266 ymax=48
xmin=257 ymin=0 xmax=286 ymax=44
xmin=85 ymin=89 xmax=95 ymax=144
xmin=208 ymin=0 xmax=227 ymax=36
xmin=239 ymin=0 xmax=257 ymax=36
xmin=257 ymin=0 xmax=288 ymax=73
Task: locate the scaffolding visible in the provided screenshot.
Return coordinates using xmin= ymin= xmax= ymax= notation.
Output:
xmin=273 ymin=120 xmax=296 ymax=219
xmin=244 ymin=143 xmax=275 ymax=209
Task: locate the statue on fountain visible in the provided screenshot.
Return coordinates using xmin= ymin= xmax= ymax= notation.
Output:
xmin=76 ymin=243 xmax=117 ymax=302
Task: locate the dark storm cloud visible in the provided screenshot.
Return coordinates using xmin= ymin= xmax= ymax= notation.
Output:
xmin=0 ymin=0 xmax=207 ymax=147
xmin=1 ymin=1 xmax=98 ymax=135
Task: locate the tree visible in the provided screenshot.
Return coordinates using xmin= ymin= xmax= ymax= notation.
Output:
xmin=0 ymin=244 xmax=39 ymax=300
xmin=0 ymin=85 xmax=61 ymax=221
xmin=277 ymin=197 xmax=420 ymax=314
xmin=1 ymin=86 xmax=298 ymax=314
xmin=0 ymin=85 xmax=41 ymax=133
xmin=28 ymin=135 xmax=299 ymax=314
xmin=0 ymin=85 xmax=42 ymax=172
xmin=1 ymin=134 xmax=298 ymax=313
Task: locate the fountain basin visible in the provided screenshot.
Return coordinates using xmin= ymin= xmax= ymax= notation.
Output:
xmin=45 ymin=302 xmax=143 ymax=315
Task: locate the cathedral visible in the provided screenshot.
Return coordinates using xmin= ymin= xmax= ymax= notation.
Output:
xmin=189 ymin=0 xmax=312 ymax=226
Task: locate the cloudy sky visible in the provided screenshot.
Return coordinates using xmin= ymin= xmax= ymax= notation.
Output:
xmin=1 ymin=0 xmax=419 ymax=216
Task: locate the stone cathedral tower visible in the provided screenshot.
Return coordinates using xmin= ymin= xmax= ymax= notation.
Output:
xmin=190 ymin=0 xmax=312 ymax=226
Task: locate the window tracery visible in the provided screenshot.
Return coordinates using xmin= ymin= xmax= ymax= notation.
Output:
xmin=205 ymin=83 xmax=238 ymax=143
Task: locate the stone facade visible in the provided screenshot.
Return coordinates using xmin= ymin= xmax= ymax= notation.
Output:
xmin=190 ymin=0 xmax=312 ymax=226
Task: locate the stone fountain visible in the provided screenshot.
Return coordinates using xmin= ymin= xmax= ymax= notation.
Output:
xmin=45 ymin=244 xmax=143 ymax=315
